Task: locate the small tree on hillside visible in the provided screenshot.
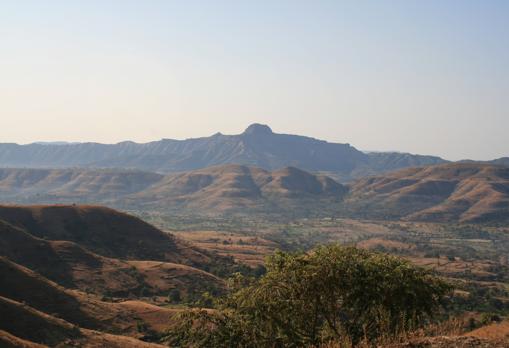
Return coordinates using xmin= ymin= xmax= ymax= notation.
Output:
xmin=168 ymin=288 xmax=181 ymax=304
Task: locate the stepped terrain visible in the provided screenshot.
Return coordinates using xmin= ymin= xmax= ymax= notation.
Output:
xmin=0 ymin=124 xmax=446 ymax=180
xmin=0 ymin=166 xmax=348 ymax=216
xmin=346 ymin=163 xmax=509 ymax=223
xmin=125 ymin=164 xmax=347 ymax=214
xmin=0 ymin=205 xmax=230 ymax=346
xmin=1 ymin=163 xmax=509 ymax=223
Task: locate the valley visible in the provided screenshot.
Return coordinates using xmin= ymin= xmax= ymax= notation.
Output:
xmin=3 ymin=202 xmax=509 ymax=346
xmin=4 ymin=0 xmax=509 ymax=344
xmin=1 ymin=127 xmax=508 ymax=347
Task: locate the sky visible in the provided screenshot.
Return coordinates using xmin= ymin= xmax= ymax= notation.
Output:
xmin=0 ymin=1 xmax=508 ymax=161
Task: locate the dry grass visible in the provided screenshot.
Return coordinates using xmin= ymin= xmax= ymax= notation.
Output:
xmin=357 ymin=238 xmax=416 ymax=251
xmin=467 ymin=320 xmax=509 ymax=340
xmin=0 ymin=296 xmax=166 ymax=347
xmin=0 ymin=330 xmax=47 ymax=348
xmin=407 ymin=256 xmax=499 ymax=278
xmin=173 ymin=230 xmax=278 ymax=266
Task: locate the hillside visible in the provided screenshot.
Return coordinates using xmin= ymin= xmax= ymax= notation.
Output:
xmin=0 ymin=220 xmax=224 ymax=297
xmin=0 ymin=257 xmax=180 ymax=335
xmin=0 ymin=166 xmax=348 ymax=217
xmin=346 ymin=163 xmax=509 ymax=223
xmin=0 ymin=167 xmax=163 ymax=202
xmin=125 ymin=164 xmax=348 ymax=214
xmin=0 ymin=205 xmax=232 ymax=346
xmin=0 ymin=124 xmax=446 ymax=180
xmin=1 ymin=164 xmax=508 ymax=222
xmin=0 ymin=296 xmax=166 ymax=347
xmin=0 ymin=205 xmax=220 ymax=267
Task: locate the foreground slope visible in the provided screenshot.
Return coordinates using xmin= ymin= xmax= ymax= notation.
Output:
xmin=347 ymin=163 xmax=509 ymax=223
xmin=0 ymin=205 xmax=219 ymax=267
xmin=0 ymin=205 xmax=231 ymax=346
xmin=0 ymin=219 xmax=224 ymax=297
xmin=0 ymin=257 xmax=179 ymax=336
xmin=0 ymin=296 xmax=165 ymax=348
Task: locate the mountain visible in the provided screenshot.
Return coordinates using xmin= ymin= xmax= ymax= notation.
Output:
xmin=461 ymin=157 xmax=509 ymax=167
xmin=361 ymin=152 xmax=450 ymax=176
xmin=489 ymin=157 xmax=509 ymax=167
xmin=124 ymin=164 xmax=348 ymax=215
xmin=346 ymin=163 xmax=509 ymax=223
xmin=0 ymin=166 xmax=348 ymax=216
xmin=0 ymin=167 xmax=163 ymax=203
xmin=0 ymin=164 xmax=508 ymax=223
xmin=0 ymin=124 xmax=447 ymax=181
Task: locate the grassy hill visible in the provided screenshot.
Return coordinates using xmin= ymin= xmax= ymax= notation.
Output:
xmin=0 ymin=257 xmax=180 ymax=335
xmin=0 ymin=219 xmax=224 ymax=297
xmin=0 ymin=205 xmax=221 ymax=267
xmin=125 ymin=164 xmax=347 ymax=215
xmin=0 ymin=163 xmax=508 ymax=223
xmin=0 ymin=166 xmax=348 ymax=217
xmin=0 ymin=295 xmax=166 ymax=347
xmin=0 ymin=205 xmax=234 ymax=346
xmin=346 ymin=163 xmax=509 ymax=223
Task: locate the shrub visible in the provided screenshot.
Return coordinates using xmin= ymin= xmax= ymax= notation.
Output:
xmin=168 ymin=289 xmax=181 ymax=303
xmin=167 ymin=245 xmax=451 ymax=347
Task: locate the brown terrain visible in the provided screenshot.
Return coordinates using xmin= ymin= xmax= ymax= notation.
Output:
xmin=173 ymin=230 xmax=279 ymax=266
xmin=0 ymin=204 xmax=229 ymax=347
xmin=1 ymin=165 xmax=509 ymax=346
xmin=0 ymin=257 xmax=179 ymax=334
xmin=0 ymin=165 xmax=348 ymax=216
xmin=125 ymin=164 xmax=347 ymax=214
xmin=347 ymin=163 xmax=509 ymax=223
xmin=1 ymin=162 xmax=509 ymax=223
xmin=0 ymin=205 xmax=222 ymax=267
xmin=0 ymin=296 xmax=166 ymax=347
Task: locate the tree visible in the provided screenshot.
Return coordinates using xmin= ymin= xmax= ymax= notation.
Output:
xmin=167 ymin=245 xmax=451 ymax=347
xmin=168 ymin=288 xmax=181 ymax=304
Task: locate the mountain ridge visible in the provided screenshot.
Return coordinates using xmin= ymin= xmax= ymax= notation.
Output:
xmin=0 ymin=163 xmax=508 ymax=222
xmin=0 ymin=166 xmax=348 ymax=216
xmin=346 ymin=162 xmax=509 ymax=223
xmin=0 ymin=124 xmax=448 ymax=181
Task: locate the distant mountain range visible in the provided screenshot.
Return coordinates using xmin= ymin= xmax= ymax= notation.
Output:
xmin=0 ymin=163 xmax=508 ymax=223
xmin=0 ymin=124 xmax=507 ymax=222
xmin=0 ymin=124 xmax=448 ymax=181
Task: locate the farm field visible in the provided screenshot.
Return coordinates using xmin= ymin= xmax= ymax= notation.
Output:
xmin=139 ymin=212 xmax=509 ymax=318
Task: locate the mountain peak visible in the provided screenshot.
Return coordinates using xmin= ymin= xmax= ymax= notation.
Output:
xmin=243 ymin=123 xmax=273 ymax=136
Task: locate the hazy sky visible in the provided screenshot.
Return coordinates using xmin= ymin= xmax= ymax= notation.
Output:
xmin=1 ymin=1 xmax=508 ymax=160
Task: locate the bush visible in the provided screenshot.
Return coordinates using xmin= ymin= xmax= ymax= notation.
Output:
xmin=168 ymin=289 xmax=181 ymax=303
xmin=167 ymin=245 xmax=451 ymax=347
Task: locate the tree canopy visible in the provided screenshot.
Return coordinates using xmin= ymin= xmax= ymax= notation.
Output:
xmin=167 ymin=245 xmax=451 ymax=347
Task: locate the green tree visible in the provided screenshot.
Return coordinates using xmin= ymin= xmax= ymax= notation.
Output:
xmin=167 ymin=245 xmax=451 ymax=347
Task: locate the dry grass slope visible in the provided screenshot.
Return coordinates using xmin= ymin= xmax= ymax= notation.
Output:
xmin=347 ymin=163 xmax=509 ymax=223
xmin=0 ymin=204 xmax=223 ymax=269
xmin=0 ymin=296 xmax=166 ymax=347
